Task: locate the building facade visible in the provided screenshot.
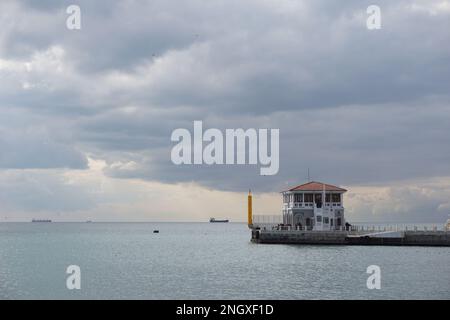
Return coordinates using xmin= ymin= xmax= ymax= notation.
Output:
xmin=281 ymin=181 xmax=347 ymax=231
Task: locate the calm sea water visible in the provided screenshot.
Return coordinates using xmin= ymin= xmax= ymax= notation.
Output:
xmin=0 ymin=222 xmax=448 ymax=300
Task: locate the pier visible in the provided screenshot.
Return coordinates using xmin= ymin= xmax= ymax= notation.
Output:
xmin=251 ymin=229 xmax=450 ymax=246
xmin=247 ymin=183 xmax=450 ymax=247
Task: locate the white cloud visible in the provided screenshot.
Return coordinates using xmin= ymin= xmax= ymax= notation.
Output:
xmin=409 ymin=0 xmax=450 ymax=15
xmin=346 ymin=177 xmax=450 ymax=222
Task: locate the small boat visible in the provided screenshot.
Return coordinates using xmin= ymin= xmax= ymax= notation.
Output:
xmin=32 ymin=219 xmax=52 ymax=223
xmin=209 ymin=218 xmax=229 ymax=223
xmin=153 ymin=230 xmax=159 ymax=233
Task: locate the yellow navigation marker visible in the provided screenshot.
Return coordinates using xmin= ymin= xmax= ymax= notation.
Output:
xmin=248 ymin=189 xmax=253 ymax=227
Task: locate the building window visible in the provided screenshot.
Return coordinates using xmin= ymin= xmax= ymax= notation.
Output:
xmin=304 ymin=194 xmax=313 ymax=202
xmin=332 ymin=194 xmax=340 ymax=202
xmin=316 ymin=215 xmax=322 ymax=222
xmin=325 ymin=194 xmax=331 ymax=202
xmin=294 ymin=193 xmax=303 ymax=202
xmin=324 ymin=217 xmax=329 ymax=224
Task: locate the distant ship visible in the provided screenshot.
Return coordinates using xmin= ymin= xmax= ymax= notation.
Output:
xmin=32 ymin=219 xmax=52 ymax=223
xmin=209 ymin=218 xmax=229 ymax=223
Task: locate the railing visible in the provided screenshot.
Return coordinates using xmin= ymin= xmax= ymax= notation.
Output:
xmin=252 ymin=215 xmax=283 ymax=224
xmin=349 ymin=224 xmax=445 ymax=232
xmin=251 ymin=218 xmax=447 ymax=233
xmin=284 ymin=202 xmax=342 ymax=208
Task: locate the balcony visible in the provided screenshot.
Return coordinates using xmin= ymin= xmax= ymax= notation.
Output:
xmin=283 ymin=202 xmax=342 ymax=209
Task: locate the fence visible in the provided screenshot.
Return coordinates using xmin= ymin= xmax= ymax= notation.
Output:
xmin=252 ymin=215 xmax=283 ymax=228
xmin=350 ymin=224 xmax=445 ymax=232
xmin=251 ymin=217 xmax=447 ymax=233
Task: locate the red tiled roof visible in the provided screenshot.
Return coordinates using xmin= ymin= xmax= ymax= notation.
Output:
xmin=283 ymin=181 xmax=347 ymax=192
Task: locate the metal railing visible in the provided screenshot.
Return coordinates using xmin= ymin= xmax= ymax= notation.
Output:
xmin=252 ymin=215 xmax=283 ymax=224
xmin=350 ymin=224 xmax=445 ymax=232
xmin=252 ymin=217 xmax=447 ymax=233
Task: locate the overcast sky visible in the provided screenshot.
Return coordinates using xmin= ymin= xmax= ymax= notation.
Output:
xmin=1 ymin=0 xmax=449 ymax=222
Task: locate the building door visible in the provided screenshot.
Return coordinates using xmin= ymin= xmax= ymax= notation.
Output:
xmin=315 ymin=194 xmax=322 ymax=208
xmin=306 ymin=217 xmax=311 ymax=229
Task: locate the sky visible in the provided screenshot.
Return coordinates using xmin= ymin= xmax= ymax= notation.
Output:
xmin=0 ymin=0 xmax=449 ymax=222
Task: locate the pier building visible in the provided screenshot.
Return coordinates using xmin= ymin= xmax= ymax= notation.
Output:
xmin=281 ymin=181 xmax=347 ymax=231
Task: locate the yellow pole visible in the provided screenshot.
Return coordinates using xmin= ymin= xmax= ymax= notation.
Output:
xmin=248 ymin=189 xmax=253 ymax=227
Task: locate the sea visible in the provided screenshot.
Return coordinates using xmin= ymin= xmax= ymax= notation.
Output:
xmin=0 ymin=222 xmax=448 ymax=300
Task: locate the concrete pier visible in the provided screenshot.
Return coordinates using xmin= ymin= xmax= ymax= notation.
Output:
xmin=251 ymin=229 xmax=450 ymax=246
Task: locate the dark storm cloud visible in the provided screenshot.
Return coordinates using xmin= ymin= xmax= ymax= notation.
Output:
xmin=0 ymin=108 xmax=88 ymax=169
xmin=1 ymin=0 xmax=450 ymax=197
xmin=97 ymin=101 xmax=450 ymax=192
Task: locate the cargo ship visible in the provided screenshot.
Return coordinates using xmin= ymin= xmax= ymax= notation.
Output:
xmin=209 ymin=218 xmax=229 ymax=223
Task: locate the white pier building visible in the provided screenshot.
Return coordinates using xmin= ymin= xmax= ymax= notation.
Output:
xmin=281 ymin=181 xmax=347 ymax=231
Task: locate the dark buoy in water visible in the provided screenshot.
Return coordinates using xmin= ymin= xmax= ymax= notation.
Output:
xmin=153 ymin=230 xmax=159 ymax=233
